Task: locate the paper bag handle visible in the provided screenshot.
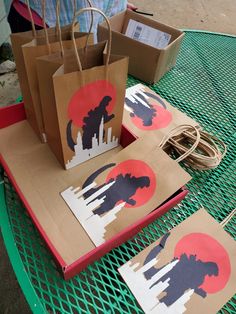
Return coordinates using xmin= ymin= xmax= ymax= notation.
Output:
xmin=25 ymin=0 xmax=51 ymax=47
xmin=43 ymin=0 xmax=93 ymax=55
xmin=159 ymin=125 xmax=201 ymax=162
xmin=72 ymin=0 xmax=94 ymax=27
xmin=57 ymin=0 xmax=93 ymax=58
xmin=26 ymin=0 xmax=84 ymax=42
xmin=56 ymin=0 xmax=63 ymax=56
xmin=26 ymin=0 xmax=37 ymax=38
xmin=41 ymin=0 xmax=51 ymax=53
xmin=159 ymin=124 xmax=226 ymax=169
xmin=72 ymin=7 xmax=112 ymax=72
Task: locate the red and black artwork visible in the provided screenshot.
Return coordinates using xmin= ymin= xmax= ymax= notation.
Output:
xmin=125 ymin=84 xmax=172 ymax=130
xmin=119 ymin=209 xmax=236 ymax=314
xmin=65 ymin=80 xmax=119 ymax=169
xmin=82 ymin=162 xmax=152 ymax=215
xmin=61 ymin=159 xmax=156 ymax=246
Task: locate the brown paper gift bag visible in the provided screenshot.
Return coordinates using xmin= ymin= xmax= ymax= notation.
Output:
xmin=10 ymin=8 xmax=53 ymax=139
xmin=51 ymin=8 xmax=129 ymax=169
xmin=123 ymin=83 xmax=200 ymax=142
xmin=12 ymin=0 xmax=93 ymax=141
xmin=22 ymin=1 xmax=94 ymax=142
xmin=36 ymin=8 xmax=95 ymax=166
xmin=118 ymin=208 xmax=236 ymax=314
xmin=61 ymin=132 xmax=191 ymax=246
xmin=36 ymin=51 xmax=70 ymax=167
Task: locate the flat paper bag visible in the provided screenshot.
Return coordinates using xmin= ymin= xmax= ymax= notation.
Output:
xmin=52 ymin=41 xmax=128 ymax=169
xmin=22 ymin=28 xmax=93 ymax=141
xmin=119 ymin=209 xmax=236 ymax=314
xmin=61 ymin=133 xmax=191 ymax=246
xmin=123 ymin=83 xmax=200 ymax=141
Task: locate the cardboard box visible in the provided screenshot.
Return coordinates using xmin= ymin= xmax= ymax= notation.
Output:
xmin=0 ymin=103 xmax=188 ymax=279
xmin=98 ymin=10 xmax=184 ymax=84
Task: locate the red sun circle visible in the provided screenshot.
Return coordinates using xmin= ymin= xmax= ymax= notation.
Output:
xmin=131 ymin=100 xmax=172 ymax=130
xmin=106 ymin=159 xmax=156 ymax=208
xmin=174 ymin=233 xmax=231 ymax=294
xmin=68 ymin=80 xmax=116 ymax=127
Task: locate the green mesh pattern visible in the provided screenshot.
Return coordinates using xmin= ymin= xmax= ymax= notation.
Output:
xmin=1 ymin=31 xmax=236 ymax=313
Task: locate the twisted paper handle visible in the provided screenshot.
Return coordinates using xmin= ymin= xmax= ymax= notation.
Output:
xmin=72 ymin=7 xmax=112 ymax=72
xmin=25 ymin=0 xmax=36 ymax=37
xmin=221 ymin=208 xmax=236 ymax=227
xmin=57 ymin=0 xmax=94 ymax=57
xmin=160 ymin=125 xmax=227 ymax=170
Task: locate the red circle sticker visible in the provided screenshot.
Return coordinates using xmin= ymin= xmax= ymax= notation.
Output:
xmin=68 ymin=80 xmax=116 ymax=127
xmin=130 ymin=98 xmax=173 ymax=130
xmin=106 ymin=159 xmax=156 ymax=208
xmin=174 ymin=233 xmax=231 ymax=294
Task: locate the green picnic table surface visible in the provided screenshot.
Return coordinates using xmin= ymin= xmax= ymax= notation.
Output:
xmin=0 ymin=30 xmax=236 ymax=313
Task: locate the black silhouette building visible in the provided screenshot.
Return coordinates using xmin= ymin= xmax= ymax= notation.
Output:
xmin=66 ymin=95 xmax=115 ymax=151
xmin=143 ymin=233 xmax=219 ymax=306
xmin=82 ymin=163 xmax=151 ymax=215
xmin=125 ymin=90 xmax=168 ymax=127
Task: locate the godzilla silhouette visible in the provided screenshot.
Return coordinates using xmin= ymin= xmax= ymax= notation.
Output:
xmin=143 ymin=233 xmax=219 ymax=306
xmin=126 ymin=92 xmax=156 ymax=126
xmin=82 ymin=163 xmax=151 ymax=215
xmin=82 ymin=95 xmax=114 ymax=149
xmin=125 ymin=90 xmax=169 ymax=127
xmin=66 ymin=95 xmax=115 ymax=151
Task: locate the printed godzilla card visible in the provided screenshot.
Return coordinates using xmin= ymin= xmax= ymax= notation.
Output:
xmin=123 ymin=83 xmax=200 ymax=141
xmin=61 ymin=133 xmax=191 ymax=246
xmin=119 ymin=209 xmax=236 ymax=314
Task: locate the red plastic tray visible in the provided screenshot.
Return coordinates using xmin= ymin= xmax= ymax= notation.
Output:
xmin=0 ymin=103 xmax=188 ymax=279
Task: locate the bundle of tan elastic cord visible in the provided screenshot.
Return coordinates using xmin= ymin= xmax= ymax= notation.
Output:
xmin=159 ymin=125 xmax=227 ymax=170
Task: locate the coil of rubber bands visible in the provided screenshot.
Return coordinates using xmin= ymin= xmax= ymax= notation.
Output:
xmin=159 ymin=124 xmax=227 ymax=170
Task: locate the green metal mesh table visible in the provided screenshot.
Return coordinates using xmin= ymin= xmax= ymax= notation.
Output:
xmin=0 ymin=30 xmax=236 ymax=313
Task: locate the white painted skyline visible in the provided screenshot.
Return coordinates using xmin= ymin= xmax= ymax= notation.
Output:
xmin=125 ymin=84 xmax=151 ymax=114
xmin=61 ymin=180 xmax=125 ymax=246
xmin=119 ymin=257 xmax=194 ymax=314
xmin=66 ymin=117 xmax=118 ymax=170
